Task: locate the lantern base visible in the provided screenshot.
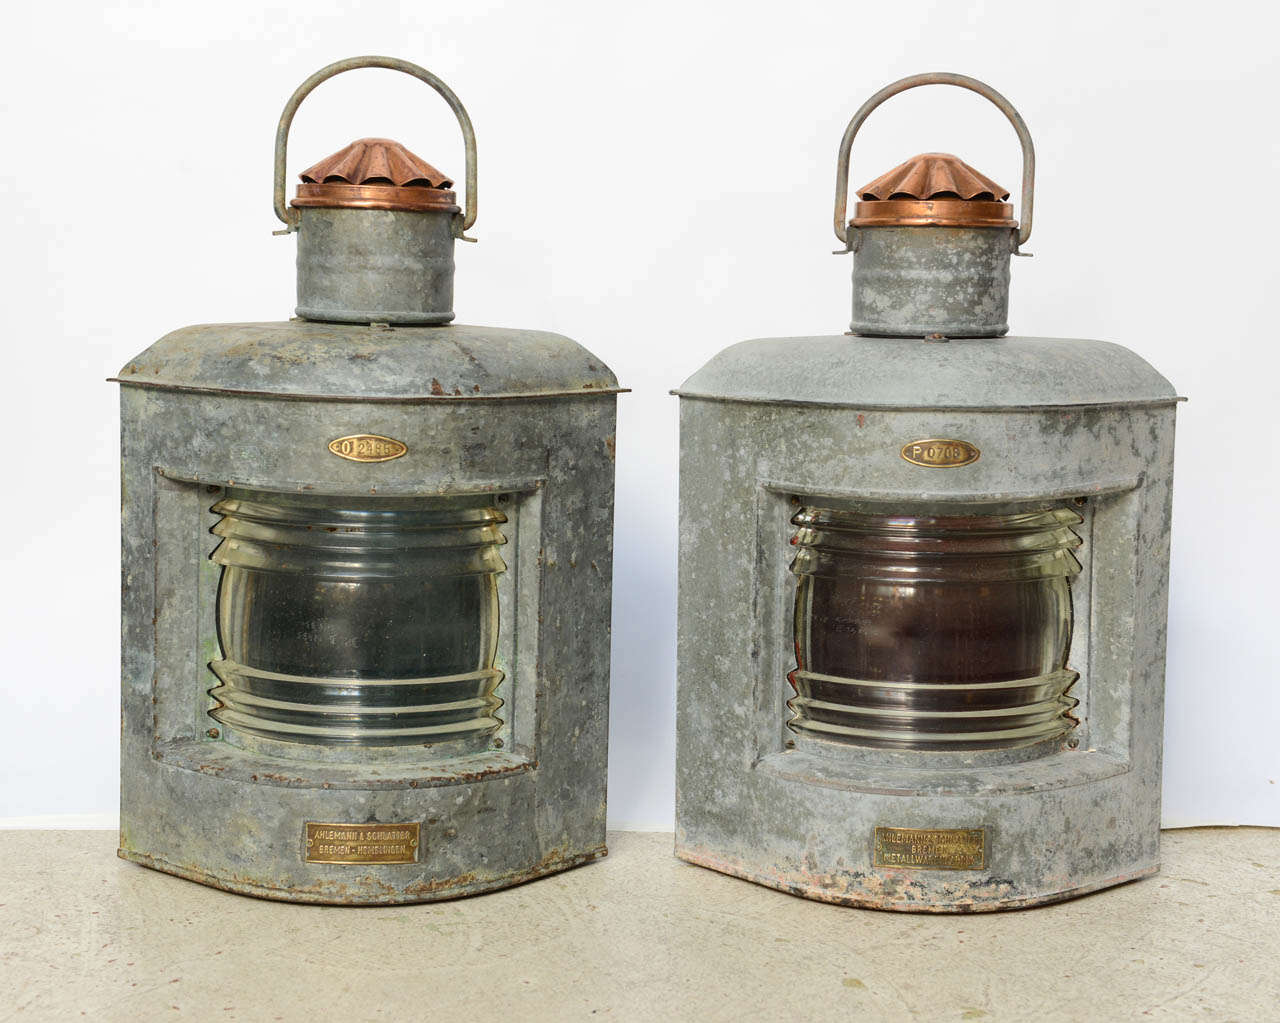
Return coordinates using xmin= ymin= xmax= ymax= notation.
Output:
xmin=119 ymin=835 xmax=607 ymax=906
xmin=673 ymin=841 xmax=1157 ymax=913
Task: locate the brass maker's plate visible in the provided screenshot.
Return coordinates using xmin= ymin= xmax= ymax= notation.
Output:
xmin=873 ymin=827 xmax=986 ymax=870
xmin=305 ymin=822 xmax=420 ymax=864
xmin=328 ymin=434 xmax=408 ymax=463
xmin=900 ymin=438 xmax=980 ymax=468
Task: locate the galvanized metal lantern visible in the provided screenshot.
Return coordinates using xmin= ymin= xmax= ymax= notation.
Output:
xmin=114 ymin=56 xmax=622 ymax=903
xmin=674 ymin=73 xmax=1180 ymax=911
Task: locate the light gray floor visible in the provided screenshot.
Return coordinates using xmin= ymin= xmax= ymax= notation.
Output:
xmin=1 ymin=828 xmax=1276 ymax=1021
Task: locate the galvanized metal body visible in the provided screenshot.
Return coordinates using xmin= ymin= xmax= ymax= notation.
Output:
xmin=295 ymin=207 xmax=457 ymax=324
xmin=674 ymin=333 xmax=1179 ymax=911
xmin=117 ymin=321 xmax=621 ymax=903
xmin=850 ymin=226 xmax=1012 ymax=337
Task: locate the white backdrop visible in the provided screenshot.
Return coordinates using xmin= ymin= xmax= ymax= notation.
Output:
xmin=2 ymin=0 xmax=1276 ymax=829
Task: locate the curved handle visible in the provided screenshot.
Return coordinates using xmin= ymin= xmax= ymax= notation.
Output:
xmin=273 ymin=55 xmax=477 ymax=237
xmin=833 ymin=72 xmax=1034 ymax=247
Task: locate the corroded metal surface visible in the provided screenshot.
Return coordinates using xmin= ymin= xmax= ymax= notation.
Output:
xmin=119 ymin=373 xmax=619 ymax=903
xmin=119 ymin=52 xmax=621 ymax=905
xmin=119 ymin=839 xmax=608 ymax=905
xmin=678 ymin=91 xmax=1178 ymax=918
xmin=674 ymin=842 xmax=1158 ymax=912
xmin=295 ymin=206 xmax=459 ymax=324
xmin=674 ymin=371 xmax=1178 ymax=911
xmin=114 ymin=320 xmax=625 ymax=401
xmin=674 ymin=333 xmax=1177 ymax=409
xmin=848 ymin=225 xmax=1015 ymax=337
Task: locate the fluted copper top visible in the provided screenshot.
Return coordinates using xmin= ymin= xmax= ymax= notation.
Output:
xmin=852 ymin=152 xmax=1015 ymax=229
xmin=292 ymin=138 xmax=459 ymax=213
xmin=859 ymin=153 xmax=1008 ymax=201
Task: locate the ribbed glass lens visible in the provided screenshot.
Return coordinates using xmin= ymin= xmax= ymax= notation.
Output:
xmin=208 ymin=489 xmax=506 ymax=750
xmin=789 ymin=506 xmax=1082 ymax=751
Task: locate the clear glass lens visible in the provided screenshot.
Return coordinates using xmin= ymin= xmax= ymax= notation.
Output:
xmin=208 ymin=489 xmax=506 ymax=749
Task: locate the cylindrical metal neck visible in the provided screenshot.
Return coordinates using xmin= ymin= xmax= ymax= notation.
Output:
xmin=849 ymin=224 xmax=1013 ymax=338
xmin=295 ymin=206 xmax=457 ymax=325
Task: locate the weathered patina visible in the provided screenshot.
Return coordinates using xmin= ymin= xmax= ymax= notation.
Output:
xmin=674 ymin=72 xmax=1181 ymax=911
xmin=116 ymin=56 xmax=622 ymax=904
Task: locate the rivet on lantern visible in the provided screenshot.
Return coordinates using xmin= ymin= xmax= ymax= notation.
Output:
xmin=674 ymin=72 xmax=1182 ymax=912
xmin=113 ymin=56 xmax=624 ymax=904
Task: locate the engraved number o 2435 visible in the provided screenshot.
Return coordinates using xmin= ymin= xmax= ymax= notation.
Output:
xmin=327 ymin=434 xmax=408 ymax=463
xmin=900 ymin=438 xmax=980 ymax=468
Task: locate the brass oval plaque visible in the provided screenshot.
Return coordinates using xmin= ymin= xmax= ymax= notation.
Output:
xmin=900 ymin=438 xmax=980 ymax=468
xmin=328 ymin=434 xmax=408 ymax=463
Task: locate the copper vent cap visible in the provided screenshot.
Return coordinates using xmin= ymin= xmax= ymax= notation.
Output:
xmin=292 ymin=138 xmax=460 ymax=213
xmin=852 ymin=152 xmax=1015 ymax=229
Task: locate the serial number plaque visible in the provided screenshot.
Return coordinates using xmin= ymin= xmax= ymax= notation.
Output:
xmin=304 ymin=822 xmax=420 ymax=864
xmin=873 ymin=826 xmax=985 ymax=870
xmin=327 ymin=434 xmax=408 ymax=463
xmin=900 ymin=438 xmax=980 ymax=468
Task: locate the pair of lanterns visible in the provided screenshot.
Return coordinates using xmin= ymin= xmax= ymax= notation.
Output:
xmin=115 ymin=58 xmax=1179 ymax=911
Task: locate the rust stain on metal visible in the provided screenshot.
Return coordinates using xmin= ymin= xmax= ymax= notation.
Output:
xmin=117 ymin=842 xmax=607 ymax=906
xmin=674 ymin=842 xmax=1157 ymax=913
xmin=109 ymin=377 xmax=628 ymax=403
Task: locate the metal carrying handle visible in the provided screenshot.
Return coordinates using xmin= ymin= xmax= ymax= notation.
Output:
xmin=273 ymin=55 xmax=478 ymax=237
xmin=833 ymin=72 xmax=1035 ymax=248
